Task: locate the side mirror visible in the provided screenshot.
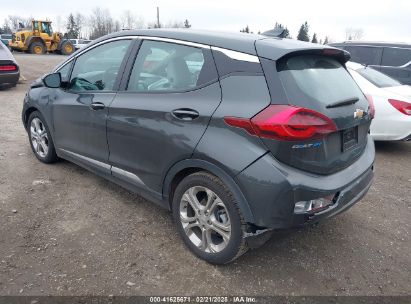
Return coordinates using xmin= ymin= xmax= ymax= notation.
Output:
xmin=43 ymin=72 xmax=61 ymax=88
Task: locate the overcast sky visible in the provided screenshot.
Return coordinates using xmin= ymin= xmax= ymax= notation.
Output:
xmin=1 ymin=0 xmax=410 ymax=43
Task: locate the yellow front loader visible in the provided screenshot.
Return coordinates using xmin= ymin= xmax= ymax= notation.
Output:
xmin=10 ymin=20 xmax=74 ymax=55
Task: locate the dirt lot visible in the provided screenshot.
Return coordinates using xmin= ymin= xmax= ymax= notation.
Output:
xmin=0 ymin=53 xmax=410 ymax=296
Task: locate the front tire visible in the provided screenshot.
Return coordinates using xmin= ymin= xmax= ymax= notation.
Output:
xmin=28 ymin=111 xmax=58 ymax=163
xmin=172 ymin=172 xmax=248 ymax=264
xmin=29 ymin=41 xmax=45 ymax=55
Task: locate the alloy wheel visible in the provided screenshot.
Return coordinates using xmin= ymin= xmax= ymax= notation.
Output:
xmin=30 ymin=117 xmax=49 ymax=158
xmin=179 ymin=186 xmax=231 ymax=253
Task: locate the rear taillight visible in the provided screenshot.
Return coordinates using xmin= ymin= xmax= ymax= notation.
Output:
xmin=0 ymin=65 xmax=17 ymax=71
xmin=365 ymin=94 xmax=375 ymax=118
xmin=388 ymin=99 xmax=411 ymax=116
xmin=224 ymin=105 xmax=337 ymax=141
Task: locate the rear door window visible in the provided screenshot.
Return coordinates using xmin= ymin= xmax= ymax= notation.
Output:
xmin=127 ymin=40 xmax=217 ymax=92
xmin=345 ymin=46 xmax=382 ymax=65
xmin=277 ymin=55 xmax=364 ymax=109
xmin=381 ymin=47 xmax=411 ymax=66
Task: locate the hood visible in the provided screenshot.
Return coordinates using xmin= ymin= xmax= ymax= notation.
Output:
xmin=383 ymin=85 xmax=411 ymax=101
xmin=30 ymin=77 xmax=44 ymax=89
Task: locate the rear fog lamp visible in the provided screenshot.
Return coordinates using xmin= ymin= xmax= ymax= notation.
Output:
xmin=294 ymin=194 xmax=336 ymax=214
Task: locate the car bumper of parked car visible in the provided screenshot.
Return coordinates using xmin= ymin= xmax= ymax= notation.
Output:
xmin=0 ymin=70 xmax=19 ymax=86
xmin=371 ymin=114 xmax=411 ymax=141
xmin=235 ymin=136 xmax=375 ymax=230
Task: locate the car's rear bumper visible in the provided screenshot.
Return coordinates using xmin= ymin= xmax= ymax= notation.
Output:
xmin=235 ymin=136 xmax=375 ymax=229
xmin=291 ymin=166 xmax=373 ymax=226
xmin=0 ymin=70 xmax=19 ymax=85
xmin=371 ymin=114 xmax=411 ymax=141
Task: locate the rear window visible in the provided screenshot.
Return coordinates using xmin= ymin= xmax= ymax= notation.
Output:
xmin=357 ymin=66 xmax=401 ymax=88
xmin=381 ymin=47 xmax=411 ymax=66
xmin=344 ymin=46 xmax=382 ymax=65
xmin=277 ymin=55 xmax=364 ymax=109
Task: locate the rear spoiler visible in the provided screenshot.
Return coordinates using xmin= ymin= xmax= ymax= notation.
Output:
xmin=277 ymin=48 xmax=351 ymax=64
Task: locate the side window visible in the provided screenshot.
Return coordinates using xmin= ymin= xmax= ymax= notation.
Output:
xmin=127 ymin=40 xmax=216 ymax=92
xmin=345 ymin=46 xmax=382 ymax=65
xmin=381 ymin=48 xmax=411 ymax=67
xmin=69 ymin=40 xmax=132 ymax=92
xmin=56 ymin=61 xmax=73 ymax=81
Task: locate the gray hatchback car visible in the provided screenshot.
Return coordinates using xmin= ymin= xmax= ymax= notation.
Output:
xmin=22 ymin=29 xmax=375 ymax=264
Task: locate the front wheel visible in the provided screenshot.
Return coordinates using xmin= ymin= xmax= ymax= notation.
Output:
xmin=28 ymin=111 xmax=58 ymax=163
xmin=29 ymin=41 xmax=45 ymax=54
xmin=172 ymin=172 xmax=248 ymax=264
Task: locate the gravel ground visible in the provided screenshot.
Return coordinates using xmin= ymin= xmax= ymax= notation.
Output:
xmin=0 ymin=53 xmax=410 ymax=296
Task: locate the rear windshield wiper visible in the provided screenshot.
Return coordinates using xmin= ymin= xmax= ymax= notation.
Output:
xmin=326 ymin=97 xmax=359 ymax=108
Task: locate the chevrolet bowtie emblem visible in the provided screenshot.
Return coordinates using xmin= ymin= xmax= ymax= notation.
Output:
xmin=354 ymin=109 xmax=365 ymax=119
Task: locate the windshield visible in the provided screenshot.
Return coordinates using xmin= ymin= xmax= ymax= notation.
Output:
xmin=356 ymin=67 xmax=402 ymax=88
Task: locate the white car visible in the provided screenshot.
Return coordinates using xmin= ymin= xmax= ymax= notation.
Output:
xmin=69 ymin=39 xmax=92 ymax=50
xmin=346 ymin=61 xmax=411 ymax=141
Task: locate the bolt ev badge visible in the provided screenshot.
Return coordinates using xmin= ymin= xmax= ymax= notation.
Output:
xmin=292 ymin=142 xmax=322 ymax=149
xmin=354 ymin=109 xmax=365 ymax=119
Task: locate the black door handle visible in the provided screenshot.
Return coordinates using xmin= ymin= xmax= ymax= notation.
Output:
xmin=90 ymin=102 xmax=105 ymax=110
xmin=172 ymin=108 xmax=199 ymax=121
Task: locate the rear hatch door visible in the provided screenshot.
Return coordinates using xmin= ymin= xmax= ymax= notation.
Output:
xmin=256 ymin=40 xmax=373 ymax=174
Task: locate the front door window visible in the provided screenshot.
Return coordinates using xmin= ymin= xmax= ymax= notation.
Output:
xmin=69 ymin=40 xmax=132 ymax=92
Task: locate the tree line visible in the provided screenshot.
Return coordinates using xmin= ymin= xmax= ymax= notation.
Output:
xmin=0 ymin=12 xmax=362 ymax=45
xmin=0 ymin=10 xmax=192 ymax=40
xmin=240 ymin=21 xmax=334 ymax=44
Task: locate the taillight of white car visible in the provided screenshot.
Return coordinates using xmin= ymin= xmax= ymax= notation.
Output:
xmin=388 ymin=99 xmax=411 ymax=116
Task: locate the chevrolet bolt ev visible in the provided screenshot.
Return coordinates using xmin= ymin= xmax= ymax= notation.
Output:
xmin=22 ymin=30 xmax=375 ymax=264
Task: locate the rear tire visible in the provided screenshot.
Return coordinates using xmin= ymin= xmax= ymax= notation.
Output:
xmin=172 ymin=171 xmax=248 ymax=264
xmin=27 ymin=111 xmax=58 ymax=163
xmin=60 ymin=41 xmax=74 ymax=55
xmin=29 ymin=41 xmax=45 ymax=55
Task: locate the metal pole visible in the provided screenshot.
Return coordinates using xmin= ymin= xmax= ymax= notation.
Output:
xmin=157 ymin=7 xmax=160 ymax=28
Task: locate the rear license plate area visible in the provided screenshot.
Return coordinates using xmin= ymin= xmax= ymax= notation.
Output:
xmin=342 ymin=127 xmax=358 ymax=151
